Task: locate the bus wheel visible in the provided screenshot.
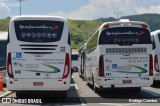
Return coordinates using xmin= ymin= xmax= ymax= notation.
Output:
xmin=87 ymin=80 xmax=90 ymax=86
xmin=84 ymin=72 xmax=87 ymax=81
xmin=61 ymin=91 xmax=67 ymax=98
xmin=92 ymin=75 xmax=98 ymax=93
xmin=79 ymin=74 xmax=82 ymax=78
xmin=16 ymin=92 xmax=23 ymax=98
xmin=133 ymin=87 xmax=141 ymax=92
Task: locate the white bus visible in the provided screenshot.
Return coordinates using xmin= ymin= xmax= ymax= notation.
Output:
xmin=6 ymin=16 xmax=71 ymax=97
xmin=151 ymin=30 xmax=160 ymax=84
xmin=85 ymin=19 xmax=153 ymax=93
xmin=78 ymin=43 xmax=87 ymax=80
xmin=0 ymin=32 xmax=7 ymax=84
xmin=71 ymin=50 xmax=79 ymax=72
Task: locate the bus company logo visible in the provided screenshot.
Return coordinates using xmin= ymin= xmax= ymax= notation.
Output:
xmin=16 ymin=53 xmax=22 ymax=58
xmin=112 ymin=64 xmax=117 ymax=69
xmin=19 ymin=25 xmax=60 ymax=30
xmin=106 ymin=31 xmax=141 ymax=36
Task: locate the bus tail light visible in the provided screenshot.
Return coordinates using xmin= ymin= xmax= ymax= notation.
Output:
xmin=154 ymin=55 xmax=160 ymax=72
xmin=141 ymin=24 xmax=148 ymax=29
xmin=149 ymin=54 xmax=153 ymax=76
xmin=103 ymin=25 xmax=109 ymax=29
xmin=7 ymin=52 xmax=14 ymax=78
xmin=99 ymin=55 xmax=104 ymax=77
xmin=63 ymin=53 xmax=70 ymax=79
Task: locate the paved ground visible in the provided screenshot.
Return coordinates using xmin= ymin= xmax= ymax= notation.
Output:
xmin=1 ymin=73 xmax=160 ymax=106
xmin=73 ymin=73 xmax=160 ymax=106
xmin=0 ymin=78 xmax=84 ymax=105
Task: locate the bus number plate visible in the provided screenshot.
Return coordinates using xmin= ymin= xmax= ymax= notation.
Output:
xmin=122 ymin=80 xmax=132 ymax=84
xmin=33 ymin=82 xmax=43 ymax=86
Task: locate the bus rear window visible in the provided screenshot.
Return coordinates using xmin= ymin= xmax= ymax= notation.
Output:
xmin=99 ymin=27 xmax=151 ymax=45
xmin=14 ymin=20 xmax=64 ymax=42
xmin=72 ymin=54 xmax=78 ymax=60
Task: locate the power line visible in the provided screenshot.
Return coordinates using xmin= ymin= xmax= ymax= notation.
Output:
xmin=114 ymin=11 xmax=122 ymax=20
xmin=17 ymin=0 xmax=26 ymax=15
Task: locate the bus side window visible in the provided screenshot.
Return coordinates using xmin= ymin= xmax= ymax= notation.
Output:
xmin=7 ymin=30 xmax=10 ymax=44
xmin=151 ymin=35 xmax=156 ymax=50
xmin=68 ymin=32 xmax=71 ymax=45
xmin=87 ymin=30 xmax=99 ymax=53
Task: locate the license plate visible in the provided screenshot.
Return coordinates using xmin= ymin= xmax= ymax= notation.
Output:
xmin=33 ymin=82 xmax=43 ymax=86
xmin=123 ymin=80 xmax=132 ymax=84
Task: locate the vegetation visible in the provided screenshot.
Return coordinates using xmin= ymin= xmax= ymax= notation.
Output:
xmin=98 ymin=13 xmax=160 ymax=32
xmin=0 ymin=18 xmax=10 ymax=31
xmin=1 ymin=14 xmax=160 ymax=48
xmin=121 ymin=13 xmax=160 ymax=31
xmin=68 ymin=19 xmax=102 ymax=49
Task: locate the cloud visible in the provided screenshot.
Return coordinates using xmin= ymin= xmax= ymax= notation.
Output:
xmin=48 ymin=0 xmax=137 ymax=20
xmin=0 ymin=0 xmax=10 ymax=19
xmin=137 ymin=5 xmax=160 ymax=14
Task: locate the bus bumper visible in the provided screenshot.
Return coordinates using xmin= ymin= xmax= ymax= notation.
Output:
xmin=98 ymin=77 xmax=153 ymax=88
xmin=6 ymin=78 xmax=70 ymax=91
xmin=153 ymin=72 xmax=160 ymax=81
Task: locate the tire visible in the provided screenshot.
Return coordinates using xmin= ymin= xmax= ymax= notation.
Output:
xmin=16 ymin=92 xmax=24 ymax=98
xmin=153 ymin=80 xmax=159 ymax=86
xmin=153 ymin=80 xmax=156 ymax=86
xmin=83 ymin=74 xmax=85 ymax=81
xmin=133 ymin=87 xmax=141 ymax=92
xmin=92 ymin=75 xmax=98 ymax=93
xmin=87 ymin=80 xmax=90 ymax=86
xmin=84 ymin=72 xmax=87 ymax=81
xmin=75 ymin=67 xmax=78 ymax=72
xmin=79 ymin=74 xmax=81 ymax=78
xmin=94 ymin=83 xmax=98 ymax=93
xmin=61 ymin=91 xmax=67 ymax=98
xmin=3 ymin=84 xmax=6 ymax=87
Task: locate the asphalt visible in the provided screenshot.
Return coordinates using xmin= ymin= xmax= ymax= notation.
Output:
xmin=0 ymin=87 xmax=14 ymax=99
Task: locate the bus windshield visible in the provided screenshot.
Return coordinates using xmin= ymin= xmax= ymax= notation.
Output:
xmin=14 ymin=20 xmax=64 ymax=43
xmin=99 ymin=27 xmax=151 ymax=45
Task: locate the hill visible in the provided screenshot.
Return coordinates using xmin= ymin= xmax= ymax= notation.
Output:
xmin=68 ymin=19 xmax=102 ymax=48
xmin=0 ymin=17 xmax=10 ymax=31
xmin=98 ymin=13 xmax=160 ymax=32
xmin=121 ymin=14 xmax=160 ymax=31
xmin=1 ymin=14 xmax=160 ymax=48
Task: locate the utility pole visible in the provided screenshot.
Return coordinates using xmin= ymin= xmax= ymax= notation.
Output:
xmin=17 ymin=0 xmax=25 ymax=15
xmin=114 ymin=11 xmax=122 ymax=20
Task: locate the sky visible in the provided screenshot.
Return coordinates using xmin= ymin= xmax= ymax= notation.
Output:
xmin=0 ymin=0 xmax=160 ymax=19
